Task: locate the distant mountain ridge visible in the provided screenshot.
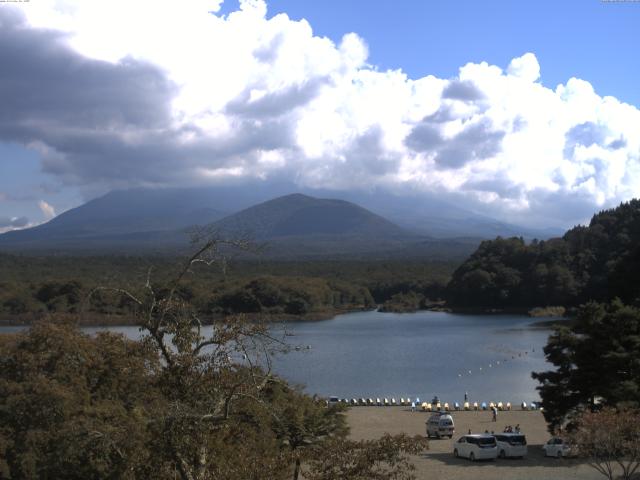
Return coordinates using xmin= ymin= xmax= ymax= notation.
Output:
xmin=0 ymin=186 xmax=559 ymax=257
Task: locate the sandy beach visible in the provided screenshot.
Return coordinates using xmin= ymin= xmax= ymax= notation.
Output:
xmin=346 ymin=407 xmax=602 ymax=480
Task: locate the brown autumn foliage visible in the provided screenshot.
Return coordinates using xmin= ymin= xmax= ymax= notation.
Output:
xmin=569 ymin=407 xmax=640 ymax=480
xmin=0 ymin=236 xmax=428 ymax=479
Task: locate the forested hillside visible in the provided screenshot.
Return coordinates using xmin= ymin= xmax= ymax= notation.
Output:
xmin=446 ymin=199 xmax=640 ymax=309
xmin=0 ymin=255 xmax=453 ymax=323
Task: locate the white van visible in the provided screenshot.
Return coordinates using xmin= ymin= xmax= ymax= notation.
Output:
xmin=453 ymin=434 xmax=498 ymax=461
xmin=494 ymin=433 xmax=527 ymax=458
xmin=426 ymin=412 xmax=455 ymax=438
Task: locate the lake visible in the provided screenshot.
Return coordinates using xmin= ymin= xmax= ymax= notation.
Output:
xmin=0 ymin=310 xmax=554 ymax=405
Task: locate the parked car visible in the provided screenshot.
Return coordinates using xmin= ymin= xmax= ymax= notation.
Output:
xmin=426 ymin=412 xmax=455 ymax=438
xmin=327 ymin=396 xmax=339 ymax=407
xmin=493 ymin=433 xmax=527 ymax=458
xmin=453 ymin=434 xmax=498 ymax=461
xmin=543 ymin=437 xmax=573 ymax=458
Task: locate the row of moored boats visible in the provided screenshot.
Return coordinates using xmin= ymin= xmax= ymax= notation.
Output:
xmin=328 ymin=397 xmax=542 ymax=410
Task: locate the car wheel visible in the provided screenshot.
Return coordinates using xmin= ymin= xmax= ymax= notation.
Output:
xmin=469 ymin=452 xmax=475 ymax=462
xmin=499 ymin=450 xmax=506 ymax=459
xmin=453 ymin=449 xmax=459 ymax=458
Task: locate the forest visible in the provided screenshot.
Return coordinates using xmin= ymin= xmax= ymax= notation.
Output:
xmin=2 ymin=200 xmax=640 ymax=323
xmin=0 ymin=255 xmax=453 ymax=324
xmin=446 ymin=199 xmax=640 ymax=310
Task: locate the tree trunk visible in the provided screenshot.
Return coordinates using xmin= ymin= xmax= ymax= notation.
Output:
xmin=292 ymin=456 xmax=301 ymax=480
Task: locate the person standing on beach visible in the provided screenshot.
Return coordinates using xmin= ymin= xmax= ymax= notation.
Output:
xmin=492 ymin=406 xmax=497 ymax=422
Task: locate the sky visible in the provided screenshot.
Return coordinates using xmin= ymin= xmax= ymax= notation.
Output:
xmin=0 ymin=0 xmax=639 ymax=232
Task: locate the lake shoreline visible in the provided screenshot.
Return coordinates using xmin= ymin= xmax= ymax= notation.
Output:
xmin=0 ymin=305 xmax=376 ymax=328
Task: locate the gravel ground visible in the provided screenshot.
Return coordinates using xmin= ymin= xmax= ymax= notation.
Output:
xmin=346 ymin=407 xmax=603 ymax=480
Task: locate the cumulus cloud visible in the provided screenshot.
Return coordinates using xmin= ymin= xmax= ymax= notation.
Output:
xmin=38 ymin=200 xmax=56 ymax=220
xmin=1 ymin=1 xmax=639 ymax=227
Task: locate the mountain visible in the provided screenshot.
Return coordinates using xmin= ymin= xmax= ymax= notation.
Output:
xmin=212 ymin=193 xmax=408 ymax=239
xmin=0 ymin=185 xmax=557 ymax=256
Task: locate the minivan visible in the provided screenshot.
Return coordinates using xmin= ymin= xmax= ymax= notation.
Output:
xmin=453 ymin=434 xmax=498 ymax=461
xmin=494 ymin=433 xmax=527 ymax=458
xmin=426 ymin=412 xmax=455 ymax=438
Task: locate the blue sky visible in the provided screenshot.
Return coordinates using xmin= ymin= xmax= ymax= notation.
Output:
xmin=1 ymin=0 xmax=639 ymax=230
xmin=255 ymin=0 xmax=640 ymax=106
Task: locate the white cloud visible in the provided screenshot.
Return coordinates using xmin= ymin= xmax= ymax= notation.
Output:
xmin=4 ymin=1 xmax=640 ymax=227
xmin=38 ymin=200 xmax=56 ymax=220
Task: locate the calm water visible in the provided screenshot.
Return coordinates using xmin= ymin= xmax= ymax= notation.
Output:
xmin=1 ymin=310 xmax=554 ymax=404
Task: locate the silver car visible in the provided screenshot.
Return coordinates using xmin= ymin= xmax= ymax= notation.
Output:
xmin=543 ymin=437 xmax=573 ymax=458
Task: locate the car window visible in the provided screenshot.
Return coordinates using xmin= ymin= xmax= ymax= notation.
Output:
xmin=440 ymin=419 xmax=453 ymax=426
xmin=509 ymin=435 xmax=526 ymax=445
xmin=478 ymin=437 xmax=496 ymax=446
xmin=457 ymin=437 xmax=466 ymax=443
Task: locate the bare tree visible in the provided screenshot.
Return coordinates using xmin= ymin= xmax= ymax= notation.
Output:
xmin=89 ymin=232 xmax=288 ymax=480
xmin=569 ymin=407 xmax=640 ymax=480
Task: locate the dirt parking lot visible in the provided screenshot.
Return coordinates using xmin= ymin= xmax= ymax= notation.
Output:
xmin=346 ymin=407 xmax=602 ymax=480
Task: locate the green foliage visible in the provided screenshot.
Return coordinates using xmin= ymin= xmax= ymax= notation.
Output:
xmin=0 ymin=255 xmax=455 ymax=323
xmin=0 ymin=320 xmax=161 ymax=479
xmin=532 ymin=300 xmax=640 ymax=431
xmin=447 ymin=199 xmax=640 ymax=309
